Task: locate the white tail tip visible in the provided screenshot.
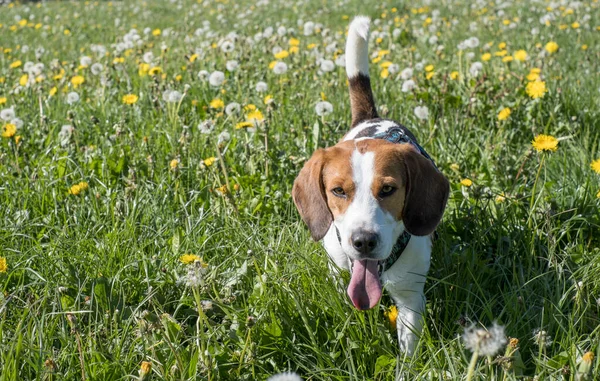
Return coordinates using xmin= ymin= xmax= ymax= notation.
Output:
xmin=345 ymin=16 xmax=371 ymax=78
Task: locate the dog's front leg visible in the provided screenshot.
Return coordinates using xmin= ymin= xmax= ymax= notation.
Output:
xmin=393 ymin=292 xmax=426 ymax=356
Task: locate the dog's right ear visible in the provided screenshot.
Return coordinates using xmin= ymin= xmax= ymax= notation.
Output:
xmin=292 ymin=149 xmax=333 ymax=241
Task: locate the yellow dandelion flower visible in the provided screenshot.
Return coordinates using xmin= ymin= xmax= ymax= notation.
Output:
xmin=263 ymin=95 xmax=273 ymax=105
xmin=0 ymin=97 xmax=6 ymax=105
xmin=498 ymin=42 xmax=507 ymax=49
xmin=498 ymin=107 xmax=511 ymax=121
xmin=380 ymin=61 xmax=393 ymax=69
xmin=235 ymin=121 xmax=253 ymax=129
xmin=288 ymin=37 xmax=300 ymax=47
xmin=246 ymin=109 xmax=264 ymax=124
xmin=597 ymin=190 xmax=600 ymax=199
xmin=495 ymin=193 xmax=506 ymax=203
xmin=0 ymin=256 xmax=7 ymax=273
xmin=70 ymin=75 xmax=85 ymax=87
xmin=209 ymin=99 xmax=224 ymax=109
xmin=502 ymin=56 xmax=513 ymax=63
xmin=425 ymin=64 xmax=434 ymax=72
xmin=581 ymin=44 xmax=588 ymax=51
xmin=169 ymin=159 xmax=179 ymax=170
xmin=203 ymin=157 xmax=216 ymax=166
xmin=590 ymin=159 xmax=600 ymax=174
xmin=68 ymin=184 xmax=82 ymax=195
xmin=450 ymin=71 xmax=459 ymax=80
xmin=545 ymin=41 xmax=559 ymax=54
xmin=148 ymin=66 xmax=162 ymax=76
xmin=526 ymin=72 xmax=540 ymax=81
xmin=138 ymin=63 xmax=150 ymax=76
xmin=268 ymin=61 xmax=277 ymax=69
xmin=152 ymin=29 xmax=161 ymax=36
xmin=571 ymin=22 xmax=580 ymax=29
xmin=481 ymin=53 xmax=491 ymax=61
xmin=49 ymin=87 xmax=58 ymax=96
xmin=274 ymin=50 xmax=289 ymax=59
xmin=2 ymin=123 xmax=16 ymax=138
xmin=494 ymin=50 xmax=508 ymax=57
xmin=307 ymin=43 xmax=317 ymax=49
xmin=179 ymin=254 xmax=208 ymax=265
xmin=526 ymin=80 xmax=547 ymax=99
xmin=514 ymin=50 xmax=527 ymax=61
xmin=380 ymin=68 xmax=389 ymax=79
xmin=582 ymin=352 xmax=594 ymax=363
xmin=289 ymin=46 xmax=299 ymax=54
xmin=384 ymin=305 xmax=398 ymax=329
xmin=122 ymin=94 xmax=138 ymax=105
xmin=139 ymin=361 xmax=152 ymax=378
xmin=244 ymin=104 xmax=257 ymax=112
xmin=10 ymin=60 xmax=22 ymax=69
xmin=63 ymin=29 xmax=71 ymax=35
xmin=460 ymin=178 xmax=473 ymax=187
xmin=531 ymin=134 xmax=558 ymax=152
xmin=426 ymin=72 xmax=435 ymax=80
xmin=189 ymin=53 xmax=198 ymax=63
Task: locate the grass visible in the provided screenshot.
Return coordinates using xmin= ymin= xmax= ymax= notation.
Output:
xmin=1 ymin=0 xmax=600 ymax=380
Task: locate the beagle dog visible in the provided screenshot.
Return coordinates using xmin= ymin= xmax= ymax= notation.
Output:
xmin=292 ymin=16 xmax=449 ymax=355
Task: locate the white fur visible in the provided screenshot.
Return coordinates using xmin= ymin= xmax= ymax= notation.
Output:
xmin=345 ymin=16 xmax=371 ymax=78
xmin=344 ymin=120 xmax=399 ymax=141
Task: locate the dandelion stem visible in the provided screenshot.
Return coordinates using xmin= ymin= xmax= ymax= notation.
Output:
xmin=466 ymin=347 xmax=479 ymax=381
xmin=527 ymin=153 xmax=545 ymax=229
xmin=192 ymin=287 xmax=212 ymax=381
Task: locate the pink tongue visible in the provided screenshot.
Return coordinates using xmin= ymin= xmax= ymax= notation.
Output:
xmin=347 ymin=260 xmax=382 ymax=310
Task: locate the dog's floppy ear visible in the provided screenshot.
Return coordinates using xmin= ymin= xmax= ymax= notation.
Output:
xmin=401 ymin=148 xmax=449 ymax=236
xmin=292 ymin=149 xmax=333 ymax=241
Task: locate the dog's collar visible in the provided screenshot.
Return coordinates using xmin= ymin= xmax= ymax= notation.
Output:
xmin=335 ymin=226 xmax=411 ymax=276
xmin=371 ymin=126 xmax=438 ymax=170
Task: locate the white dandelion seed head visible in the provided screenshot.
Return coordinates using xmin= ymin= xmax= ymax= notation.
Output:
xmin=400 ymin=67 xmax=414 ymax=80
xmin=303 ymin=21 xmax=315 ymax=36
xmin=225 ymin=102 xmax=241 ymax=116
xmin=143 ymin=51 xmax=154 ymax=64
xmin=428 ymin=35 xmax=439 ymax=45
xmin=414 ymin=105 xmax=429 ymax=120
xmin=402 ymin=79 xmax=416 ymax=93
xmin=0 ymin=107 xmax=16 ymax=121
xmin=532 ymin=329 xmax=552 ymax=347
xmin=24 ymin=61 xmax=35 ymax=73
xmin=320 ymin=59 xmax=335 ymax=72
xmin=59 ymin=125 xmax=74 ymax=147
xmin=198 ymin=120 xmax=215 ymax=134
xmin=262 ymin=26 xmax=274 ymax=38
xmin=469 ymin=61 xmax=483 ymax=77
xmin=277 ymin=26 xmax=287 ymax=36
xmin=197 ymin=70 xmax=209 ymax=80
xmin=463 ymin=322 xmax=507 ymax=356
xmin=272 ymin=61 xmax=288 ymax=75
xmin=315 ymin=101 xmax=333 ymax=116
xmin=209 ymin=71 xmax=225 ymax=87
xmin=218 ymin=131 xmax=231 ymax=144
xmin=10 ymin=118 xmax=23 ymax=129
xmin=91 ymin=63 xmax=104 ymax=75
xmin=267 ymin=372 xmax=303 ymax=381
xmin=388 ymin=64 xmax=399 ymax=75
xmin=66 ymin=92 xmax=80 ymax=105
xmin=162 ymin=90 xmax=183 ymax=103
xmin=220 ymin=40 xmax=234 ymax=53
xmin=466 ymin=37 xmax=480 ymax=48
xmin=80 ymin=56 xmax=93 ymax=67
xmin=466 ymin=52 xmax=475 ymax=60
xmin=255 ymin=81 xmax=268 ymax=93
xmin=335 ymin=54 xmax=346 ymax=67
xmin=226 ymin=60 xmax=239 ymax=72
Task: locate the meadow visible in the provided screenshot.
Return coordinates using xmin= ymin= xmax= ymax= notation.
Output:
xmin=1 ymin=0 xmax=600 ymax=379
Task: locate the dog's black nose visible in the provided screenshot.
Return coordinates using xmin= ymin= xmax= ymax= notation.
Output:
xmin=351 ymin=231 xmax=379 ymax=254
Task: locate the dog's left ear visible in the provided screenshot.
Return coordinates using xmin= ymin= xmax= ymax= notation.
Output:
xmin=400 ymin=148 xmax=449 ymax=236
xmin=292 ymin=149 xmax=333 ymax=241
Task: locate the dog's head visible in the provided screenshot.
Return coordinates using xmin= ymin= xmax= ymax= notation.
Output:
xmin=292 ymin=138 xmax=448 ymax=252
xmin=292 ymin=139 xmax=449 ymax=309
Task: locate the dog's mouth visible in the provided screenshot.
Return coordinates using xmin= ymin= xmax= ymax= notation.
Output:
xmin=347 ymin=259 xmax=382 ymax=310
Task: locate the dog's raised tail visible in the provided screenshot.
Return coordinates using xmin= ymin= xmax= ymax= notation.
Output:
xmin=346 ymin=16 xmax=378 ymax=127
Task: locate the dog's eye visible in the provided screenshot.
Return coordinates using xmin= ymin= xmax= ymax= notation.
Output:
xmin=379 ymin=185 xmax=396 ymax=197
xmin=332 ymin=187 xmax=346 ymax=197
